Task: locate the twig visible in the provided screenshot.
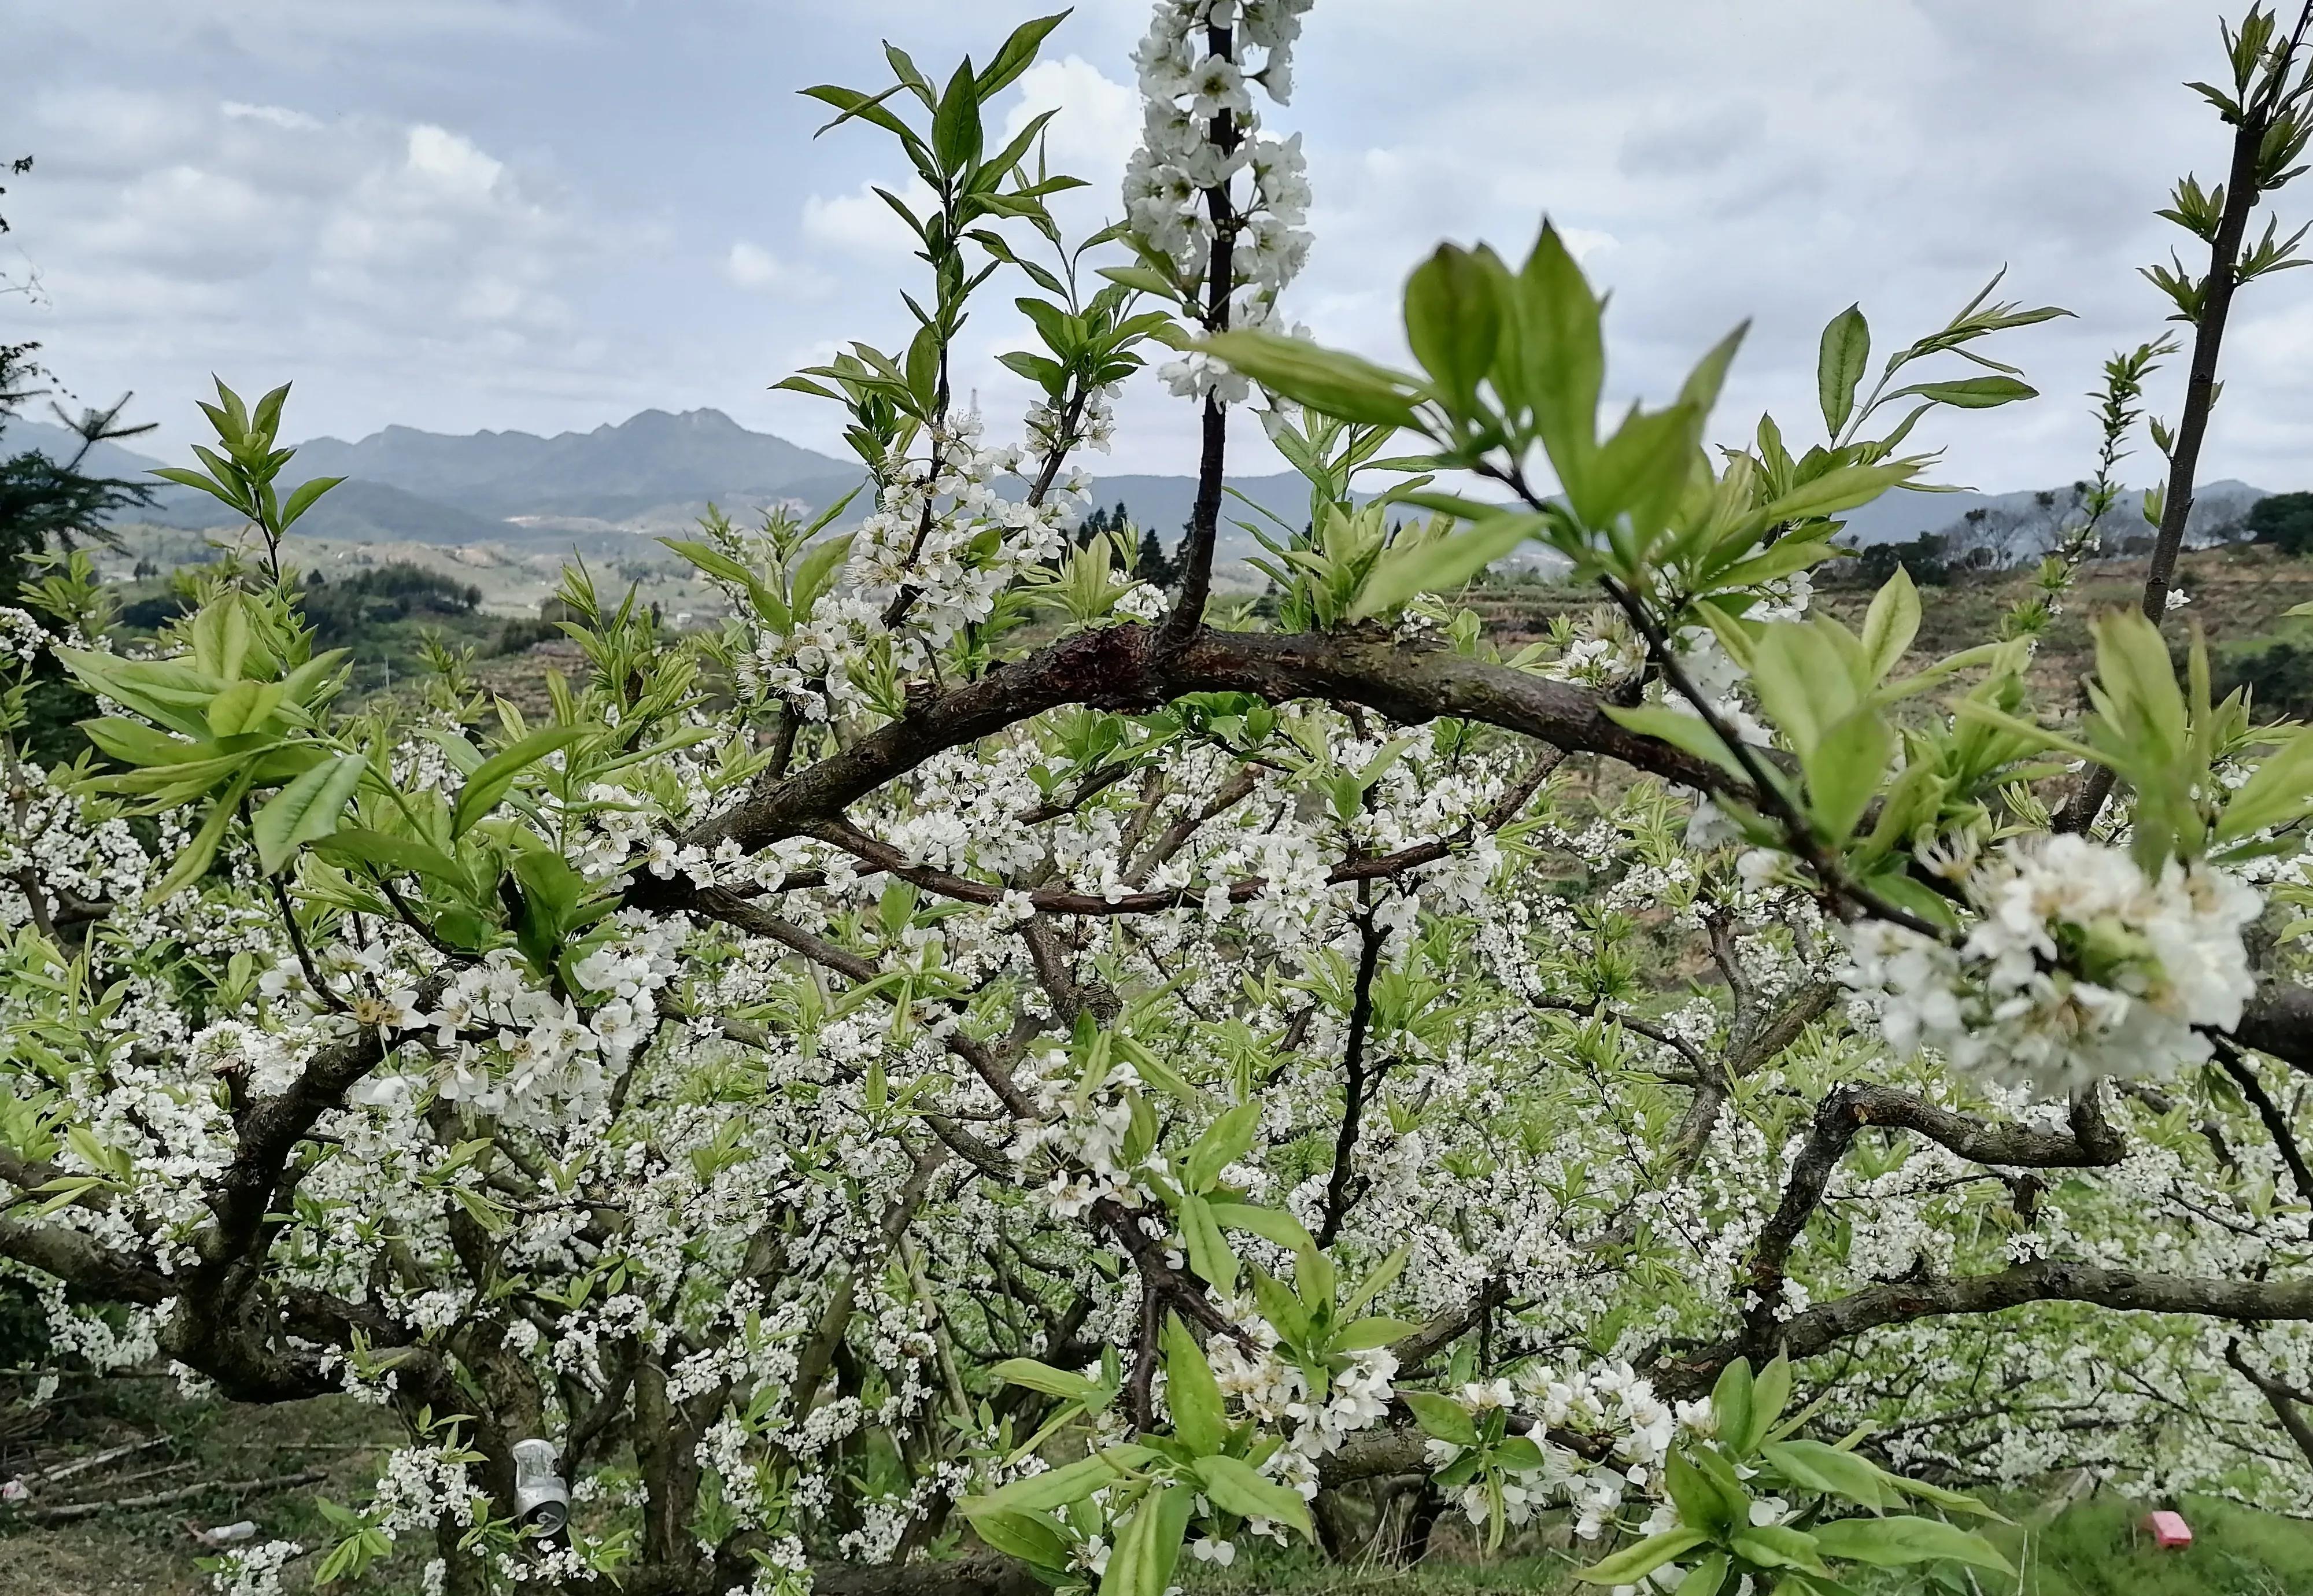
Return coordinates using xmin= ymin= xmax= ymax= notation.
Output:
xmin=15 ymin=1466 xmax=324 ymax=1524
xmin=26 ymin=1435 xmax=165 ymax=1486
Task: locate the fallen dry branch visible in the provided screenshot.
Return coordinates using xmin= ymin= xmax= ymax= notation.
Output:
xmin=14 ymin=1465 xmax=325 ymax=1525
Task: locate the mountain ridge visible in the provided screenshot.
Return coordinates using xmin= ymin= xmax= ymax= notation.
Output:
xmin=0 ymin=408 xmax=2284 ymax=570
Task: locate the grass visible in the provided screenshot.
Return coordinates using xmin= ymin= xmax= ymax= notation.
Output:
xmin=1987 ymin=1495 xmax=2313 ymax=1595
xmin=5 ymin=1383 xmax=2313 ymax=1594
xmin=1174 ymin=1495 xmax=2313 ymax=1596
xmin=0 ymin=1387 xmax=408 ymax=1596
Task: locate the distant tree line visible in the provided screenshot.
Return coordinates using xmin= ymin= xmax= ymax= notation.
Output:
xmin=1077 ymin=500 xmax=1189 ymax=588
xmin=2248 ymin=490 xmax=2313 ymax=555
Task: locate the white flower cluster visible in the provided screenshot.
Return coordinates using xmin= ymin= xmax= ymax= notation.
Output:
xmin=0 ymin=606 xmax=47 ymax=668
xmin=723 ymin=411 xmax=1091 ymax=703
xmin=1845 ymin=834 xmax=2263 ymax=1092
xmin=1029 ymin=385 xmax=1116 ymax=459
xmin=1423 ymin=1361 xmax=1705 ymax=1541
xmin=342 ymin=914 xmax=682 ymax=1121
xmin=849 ymin=412 xmax=1085 ymax=642
xmin=1019 ymin=1053 xmax=1151 ymax=1218
xmin=1125 ymin=0 xmax=1317 ymax=399
xmin=367 ymin=1439 xmax=478 ymax=1545
xmin=205 ymin=1538 xmax=303 ymax=1596
xmin=1203 ymin=1301 xmax=1396 ymax=1527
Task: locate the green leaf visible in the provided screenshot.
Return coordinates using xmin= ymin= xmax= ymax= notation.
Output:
xmin=1198 ymin=330 xmax=1422 ymax=429
xmin=79 ymin=718 xmax=204 ymax=768
xmin=1351 ymin=513 xmax=1543 ymax=618
xmin=1402 ymin=1390 xmax=1479 ymax=1447
xmin=1185 ymin=1102 xmax=1263 ymax=1193
xmin=1341 ymin=1243 xmax=1410 ymax=1317
xmin=1677 ymin=1551 xmax=1731 ymax=1596
xmin=1731 ymin=1525 xmax=1830 ymax=1576
xmin=1208 ymin=1201 xmax=1316 ymax=1254
xmin=1161 ymin=1314 xmax=1228 ymax=1455
xmin=975 ymin=10 xmax=1069 ymax=99
xmin=1758 ymin=464 xmax=1917 ymax=526
xmin=1571 ymin=1528 xmax=1709 ymax=1584
xmin=1192 ymin=1454 xmax=1314 ymax=1539
xmin=1811 ymin=1515 xmax=2013 ymax=1573
xmin=1708 ymin=538 xmax=1842 ymax=594
xmin=252 ymin=754 xmax=367 ymax=875
xmin=1602 ymin=704 xmax=1746 ymax=779
xmin=1403 ymin=243 xmax=1504 ymax=413
xmin=1180 ymin=1193 xmax=1239 ymax=1296
xmin=313 ymin=827 xmax=470 ymax=888
xmin=189 ymin=600 xmax=252 ymax=682
xmin=2091 ymin=607 xmax=2188 ymax=758
xmin=789 ymin=531 xmax=856 ymax=625
xmin=1858 ymin=568 xmax=1920 ymax=682
xmin=1887 ymin=375 xmax=2038 ymax=409
xmin=151 ymin=771 xmax=254 ymax=900
xmin=1666 ymin=1448 xmax=1739 ymax=1537
xmin=1581 ymin=400 xmax=1702 ymax=546
xmin=1761 ymin=1440 xmax=1889 ymax=1509
xmin=930 ymin=58 xmax=983 ymax=173
xmin=452 ymin=726 xmax=589 ymax=838
xmin=964 ymin=1446 xmax=1151 ymax=1516
xmin=279 ymin=475 xmax=344 ymax=531
xmin=1712 ymin=1359 xmax=1756 ymax=1459
xmin=150 ymin=465 xmax=250 ymax=514
xmin=960 ymin=1506 xmax=1070 ymax=1572
xmin=1750 ymin=622 xmax=1860 ymax=758
xmin=1329 ymin=1316 xmax=1420 ymax=1351
xmin=1104 ymin=1481 xmax=1194 ymax=1596
xmin=1882 ymin=1473 xmax=2006 ymax=1521
xmin=1096 ymin=264 xmax=1182 ymax=301
xmin=1510 ymin=221 xmax=1604 ymax=497
xmin=205 ymin=678 xmax=285 ymax=737
xmin=1251 ymin=1268 xmax=1313 ymax=1349
xmin=1817 ymin=304 xmax=1871 ymax=435
xmin=2219 ymin=729 xmax=2313 ymax=841
xmin=1803 ymin=705 xmax=1889 ymax=841
xmin=1678 ymin=321 xmax=1749 ymax=418
xmin=988 ymin=1358 xmax=1100 ymax=1404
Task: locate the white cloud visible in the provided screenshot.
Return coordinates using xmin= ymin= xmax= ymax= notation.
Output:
xmin=221 ymin=101 xmax=321 ymax=132
xmin=724 ymin=241 xmax=832 ymax=298
xmin=73 ymin=165 xmax=284 ymax=283
xmin=800 ymin=176 xmax=938 ymax=257
xmin=1004 ymin=56 xmax=1137 ymax=184
xmin=400 ymin=125 xmax=507 ymax=200
xmin=308 ymin=124 xmax=577 ymax=337
xmin=15 ymin=0 xmax=2313 ymax=489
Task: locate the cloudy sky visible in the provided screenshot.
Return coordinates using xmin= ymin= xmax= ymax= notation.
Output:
xmin=7 ymin=0 xmax=2307 ymax=494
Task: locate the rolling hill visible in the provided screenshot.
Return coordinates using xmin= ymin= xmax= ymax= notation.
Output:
xmin=0 ymin=407 xmax=2280 ymax=577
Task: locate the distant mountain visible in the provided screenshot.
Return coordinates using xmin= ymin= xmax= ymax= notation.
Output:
xmin=0 ymin=416 xmax=177 ymax=485
xmin=0 ymin=418 xmax=509 ymax=544
xmin=0 ymin=405 xmax=2284 ymax=578
xmin=289 ymin=408 xmax=852 ymax=520
xmin=0 ymin=406 xmax=1327 ymax=562
xmin=1838 ymin=479 xmax=2268 ymax=555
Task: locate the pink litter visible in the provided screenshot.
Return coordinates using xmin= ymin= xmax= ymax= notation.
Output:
xmin=2142 ymin=1509 xmax=2193 ymax=1549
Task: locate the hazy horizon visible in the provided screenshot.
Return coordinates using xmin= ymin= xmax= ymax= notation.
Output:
xmin=8 ymin=1 xmax=2304 ymax=501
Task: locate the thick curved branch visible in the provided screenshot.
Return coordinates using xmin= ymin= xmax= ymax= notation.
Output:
xmin=675 ymin=625 xmax=1727 ymax=863
xmin=1671 ymin=1260 xmax=2313 ymax=1397
xmin=2228 ymin=1338 xmax=2313 ymax=1470
xmin=1741 ymin=1084 xmax=2124 ymax=1353
xmin=2234 ymin=982 xmax=2313 ymax=1076
xmin=0 ymin=1216 xmax=172 ymax=1304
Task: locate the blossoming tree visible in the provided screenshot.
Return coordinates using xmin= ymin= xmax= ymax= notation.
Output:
xmin=12 ymin=3 xmax=2313 ymax=1595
